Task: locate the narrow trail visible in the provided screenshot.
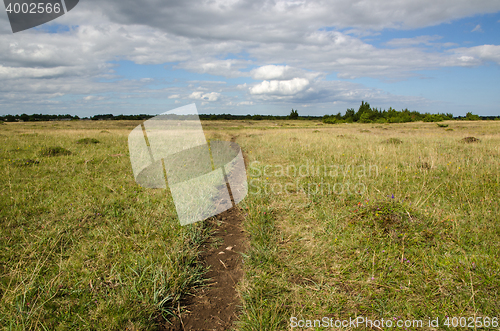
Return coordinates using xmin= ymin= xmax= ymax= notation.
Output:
xmin=161 ymin=135 xmax=248 ymax=330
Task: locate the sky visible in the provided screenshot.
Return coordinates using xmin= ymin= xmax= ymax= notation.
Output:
xmin=1 ymin=0 xmax=499 ymax=117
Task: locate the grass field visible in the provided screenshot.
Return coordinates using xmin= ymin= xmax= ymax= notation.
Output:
xmin=1 ymin=119 xmax=499 ymax=330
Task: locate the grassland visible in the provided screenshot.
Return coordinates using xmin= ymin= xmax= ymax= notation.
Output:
xmin=1 ymin=119 xmax=499 ymax=330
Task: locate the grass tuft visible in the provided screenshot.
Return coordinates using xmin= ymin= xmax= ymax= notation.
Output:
xmin=461 ymin=136 xmax=480 ymax=143
xmin=382 ymin=137 xmax=403 ymax=144
xmin=38 ymin=146 xmax=72 ymax=157
xmin=9 ymin=158 xmax=40 ymax=167
xmin=76 ymin=138 xmax=100 ymax=144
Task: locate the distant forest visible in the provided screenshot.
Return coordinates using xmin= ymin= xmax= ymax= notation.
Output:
xmin=1 ymin=101 xmax=498 ymax=123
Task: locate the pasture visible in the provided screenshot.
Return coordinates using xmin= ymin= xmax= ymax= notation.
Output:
xmin=0 ymin=119 xmax=499 ymax=330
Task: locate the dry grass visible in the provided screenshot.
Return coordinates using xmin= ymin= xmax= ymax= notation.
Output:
xmin=1 ymin=119 xmax=499 ymax=330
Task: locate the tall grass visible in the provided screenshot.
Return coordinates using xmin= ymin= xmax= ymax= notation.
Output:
xmin=0 ymin=122 xmax=210 ymax=330
xmin=236 ymin=121 xmax=500 ymax=330
xmin=1 ymin=120 xmax=499 ymax=330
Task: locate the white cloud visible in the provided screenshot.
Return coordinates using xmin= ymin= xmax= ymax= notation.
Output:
xmin=0 ymin=0 xmax=499 ymax=115
xmin=385 ymin=35 xmax=443 ymax=47
xmin=0 ymin=65 xmax=68 ymax=79
xmin=175 ymin=59 xmax=250 ymax=78
xmin=189 ymin=91 xmax=221 ymax=101
xmin=83 ymin=95 xmax=105 ymax=101
xmin=250 ymin=78 xmax=310 ymax=96
xmin=251 ymin=65 xmax=290 ymax=80
xmin=452 ymin=45 xmax=500 ymax=65
xmin=237 ymin=101 xmax=254 ymax=106
xmin=251 ymin=65 xmax=321 ymax=81
xmin=92 ymin=0 xmax=500 ymax=35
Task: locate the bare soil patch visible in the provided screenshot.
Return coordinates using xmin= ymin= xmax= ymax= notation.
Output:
xmin=161 ymin=135 xmax=247 ymax=330
xmin=161 ymin=207 xmax=247 ymax=331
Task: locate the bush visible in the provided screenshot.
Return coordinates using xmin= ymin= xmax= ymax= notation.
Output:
xmin=423 ymin=114 xmax=444 ymax=122
xmin=323 ymin=117 xmax=345 ymax=124
xmin=437 ymin=123 xmax=448 ymax=127
xmin=465 ymin=112 xmax=480 ymax=121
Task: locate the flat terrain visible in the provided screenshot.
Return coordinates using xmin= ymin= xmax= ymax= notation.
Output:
xmin=1 ymin=119 xmax=499 ymax=330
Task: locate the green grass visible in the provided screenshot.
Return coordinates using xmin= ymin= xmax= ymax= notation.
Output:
xmin=235 ymin=121 xmax=500 ymax=330
xmin=38 ymin=146 xmax=72 ymax=157
xmin=76 ymin=138 xmax=100 ymax=144
xmin=0 ymin=122 xmax=211 ymax=330
xmin=1 ymin=120 xmax=499 ymax=330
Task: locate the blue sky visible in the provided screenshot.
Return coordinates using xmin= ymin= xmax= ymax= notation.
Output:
xmin=1 ymin=0 xmax=499 ymax=117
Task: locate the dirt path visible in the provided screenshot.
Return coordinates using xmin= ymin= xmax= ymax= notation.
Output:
xmin=161 ymin=135 xmax=247 ymax=330
xmin=161 ymin=207 xmax=246 ymax=331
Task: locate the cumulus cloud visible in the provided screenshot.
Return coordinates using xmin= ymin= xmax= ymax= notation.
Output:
xmin=0 ymin=65 xmax=68 ymax=79
xmin=251 ymin=65 xmax=321 ymax=81
xmin=385 ymin=35 xmax=443 ymax=47
xmin=91 ymin=0 xmax=500 ymax=36
xmin=0 ymin=0 xmax=499 ymax=114
xmin=83 ymin=95 xmax=105 ymax=101
xmin=189 ymin=91 xmax=221 ymax=101
xmin=175 ymin=59 xmax=250 ymax=78
xmin=237 ymin=101 xmax=254 ymax=106
xmin=451 ymin=45 xmax=500 ymax=65
xmin=250 ymin=78 xmax=310 ymax=96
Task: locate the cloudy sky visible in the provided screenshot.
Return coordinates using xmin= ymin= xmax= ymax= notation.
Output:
xmin=1 ymin=0 xmax=500 ymax=117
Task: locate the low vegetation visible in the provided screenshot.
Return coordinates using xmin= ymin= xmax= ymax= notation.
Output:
xmin=76 ymin=138 xmax=100 ymax=144
xmin=237 ymin=121 xmax=499 ymax=330
xmin=1 ymin=119 xmax=499 ymax=330
xmin=38 ymin=146 xmax=72 ymax=157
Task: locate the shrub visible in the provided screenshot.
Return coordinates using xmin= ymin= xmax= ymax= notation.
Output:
xmin=465 ymin=112 xmax=480 ymax=121
xmin=423 ymin=114 xmax=444 ymax=122
xmin=437 ymin=123 xmax=448 ymax=127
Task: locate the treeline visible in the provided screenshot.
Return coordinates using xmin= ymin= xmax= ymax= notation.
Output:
xmin=0 ymin=112 xmax=316 ymax=122
xmin=322 ymin=101 xmax=497 ymax=123
xmin=0 ymin=113 xmax=154 ymax=122
xmin=1 ymin=104 xmax=497 ymax=122
xmin=198 ymin=111 xmax=317 ymax=121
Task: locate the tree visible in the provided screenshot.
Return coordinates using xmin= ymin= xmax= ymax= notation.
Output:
xmin=465 ymin=112 xmax=480 ymax=121
xmin=289 ymin=109 xmax=299 ymax=119
xmin=344 ymin=108 xmax=355 ymax=122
